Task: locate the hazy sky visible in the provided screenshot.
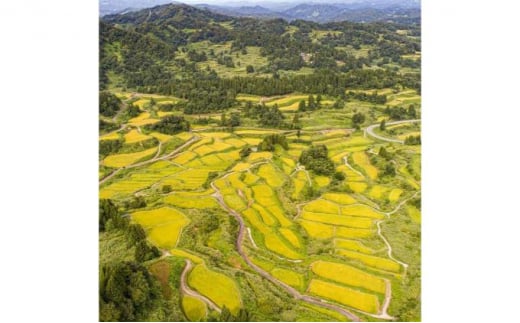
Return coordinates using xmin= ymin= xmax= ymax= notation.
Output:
xmin=178 ymin=0 xmax=361 ymax=3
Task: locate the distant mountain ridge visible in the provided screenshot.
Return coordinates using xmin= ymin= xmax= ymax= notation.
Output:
xmin=100 ymin=1 xmax=420 ymax=24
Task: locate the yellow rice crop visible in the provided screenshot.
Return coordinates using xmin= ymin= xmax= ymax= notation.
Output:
xmin=223 ymin=193 xmax=248 ymax=211
xmin=124 ymin=129 xmax=152 ymax=144
xmin=299 ymin=220 xmax=334 ymax=239
xmin=215 ymin=150 xmax=240 ymax=162
xmin=314 ymin=176 xmax=331 ymax=188
xmin=242 ymin=208 xmax=270 ymax=234
xmin=100 ymin=132 xmax=121 ymax=141
xmin=99 ymin=179 xmax=151 ymax=199
xmin=271 ymin=268 xmax=304 ymax=290
xmin=336 ymin=249 xmax=401 ymax=273
xmin=128 ymin=112 xmax=160 ymax=126
xmin=157 ymin=111 xmax=174 ymax=117
xmin=164 ymin=193 xmax=218 ymax=209
xmin=263 ymin=232 xmax=302 ymax=260
xmin=132 ymin=98 xmax=149 ymax=108
xmin=301 ymin=211 xmax=373 ymax=229
xmin=224 ymin=138 xmax=247 ymax=148
xmin=388 ymin=189 xmax=403 ymax=202
xmin=341 ymin=205 xmax=384 ymax=219
xmin=265 ymin=95 xmax=308 ymax=107
xmin=132 ymin=207 xmax=190 ymax=249
xmin=241 ymin=138 xmax=262 ymax=145
xmin=257 ymin=163 xmax=284 ymax=187
xmin=348 ymin=182 xmax=367 ymax=193
xmin=250 ymin=204 xmax=277 ymax=226
xmin=307 ymin=279 xmax=380 ymax=314
xmin=279 ymin=102 xmax=300 ymax=111
xmin=243 ymin=172 xmax=259 ymax=185
xmin=247 ymin=151 xmax=273 ymax=162
xmin=175 ymin=132 xmax=195 ymax=141
xmin=182 ymin=296 xmax=207 ymax=321
xmin=150 ymin=132 xmax=173 ymax=143
xmin=311 ymin=260 xmax=386 ymax=294
xmin=279 ymin=228 xmax=301 ymax=248
xmin=368 ymin=185 xmax=388 ymax=200
xmin=335 ymin=226 xmax=373 ymax=239
xmin=172 ymin=151 xmax=198 ymax=164
xmin=232 ymin=162 xmax=251 ymax=172
xmin=337 ymin=164 xmax=364 ymax=182
xmin=407 ymin=205 xmax=421 ymax=224
xmin=352 ymin=151 xmax=378 ymax=180
xmin=304 ymin=199 xmax=340 ymax=215
xmin=103 ymin=147 xmax=157 ymax=168
xmin=236 ymin=129 xmax=280 ymax=136
xmin=250 ymin=256 xmax=275 ymax=272
xmin=200 ymin=132 xmax=232 ymax=139
xmin=292 ymin=171 xmax=308 ymax=199
xmin=334 ymin=239 xmax=374 ymax=254
xmin=321 ymin=193 xmax=357 ymax=205
xmin=188 ymin=265 xmax=242 ymax=315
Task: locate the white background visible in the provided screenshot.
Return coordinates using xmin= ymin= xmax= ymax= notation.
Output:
xmin=0 ymin=0 xmax=519 ymax=322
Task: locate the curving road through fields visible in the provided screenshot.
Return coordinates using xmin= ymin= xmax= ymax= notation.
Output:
xmin=365 ymin=119 xmax=420 ymax=143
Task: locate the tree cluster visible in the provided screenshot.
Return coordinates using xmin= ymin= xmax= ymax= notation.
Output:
xmin=100 ymin=91 xmax=122 ymax=117
xmin=257 ymin=134 xmax=289 ymax=151
xmin=146 ymin=116 xmax=190 ymax=135
xmin=299 ymin=145 xmax=335 ymax=176
xmin=99 ymin=261 xmax=162 ymax=321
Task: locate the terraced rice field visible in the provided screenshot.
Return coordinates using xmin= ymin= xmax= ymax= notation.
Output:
xmin=311 ymin=260 xmax=386 ymax=294
xmin=128 ymin=112 xmax=160 ymax=126
xmin=102 ymin=147 xmax=157 ymax=168
xmin=352 ymin=151 xmax=378 ymax=180
xmin=164 ymin=191 xmax=218 ymax=209
xmin=271 ymin=267 xmax=305 ymax=290
xmin=188 ymin=265 xmax=242 ymax=315
xmin=307 ymin=279 xmax=380 ymax=314
xmin=336 ymin=249 xmax=401 ymax=273
xmin=100 ymin=132 xmax=121 ymax=141
xmin=182 ymin=295 xmax=207 ymax=321
xmin=124 ymin=129 xmax=152 ymax=144
xmin=132 ymin=207 xmax=190 ymax=249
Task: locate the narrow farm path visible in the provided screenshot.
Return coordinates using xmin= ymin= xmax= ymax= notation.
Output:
xmin=180 ymin=259 xmax=222 ymax=313
xmin=365 ymin=119 xmax=421 ymax=143
xmin=342 ymin=155 xmax=365 ymax=178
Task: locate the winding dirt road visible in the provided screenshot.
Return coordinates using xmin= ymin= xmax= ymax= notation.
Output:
xmin=365 ymin=119 xmax=421 ymax=143
xmin=180 ymin=259 xmax=222 ymax=313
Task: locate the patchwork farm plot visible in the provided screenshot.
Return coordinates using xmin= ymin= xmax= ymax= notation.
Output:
xmin=100 ymin=94 xmax=421 ymax=322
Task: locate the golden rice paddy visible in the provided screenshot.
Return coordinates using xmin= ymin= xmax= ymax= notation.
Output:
xmin=132 ymin=207 xmax=190 ymax=249
xmin=124 ymin=129 xmax=152 ymax=144
xmin=311 ymin=260 xmax=386 ymax=294
xmin=103 ymin=147 xmax=157 ymax=168
xmin=188 ymin=264 xmax=242 ymax=315
xmin=307 ymin=279 xmax=380 ymax=314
